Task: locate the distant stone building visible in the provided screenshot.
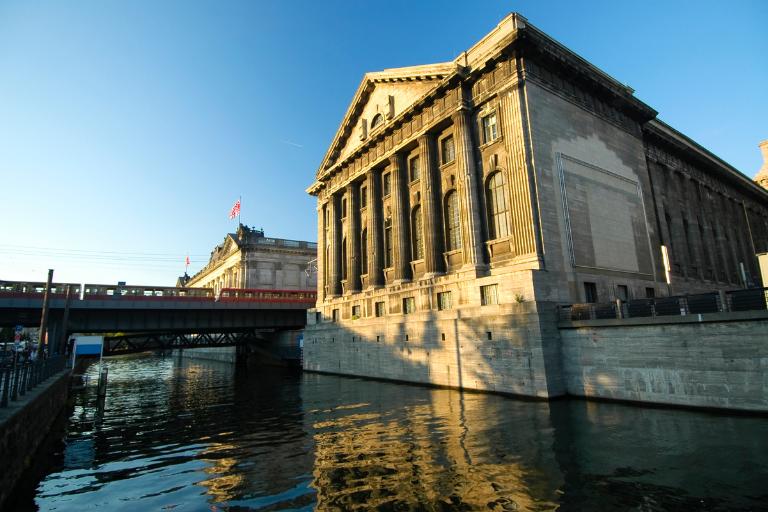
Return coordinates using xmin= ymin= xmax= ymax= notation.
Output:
xmin=756 ymin=140 xmax=768 ymax=191
xmin=303 ymin=13 xmax=768 ymax=398
xmin=181 ymin=225 xmax=317 ymax=294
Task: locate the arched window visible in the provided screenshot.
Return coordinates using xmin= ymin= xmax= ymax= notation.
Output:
xmin=371 ymin=114 xmax=383 ymax=129
xmin=485 ymin=171 xmax=509 ymax=239
xmin=444 ymin=191 xmax=462 ymax=251
xmin=341 ymin=237 xmax=347 ymax=280
xmin=361 ymin=229 xmax=368 ymax=274
xmin=412 ymin=205 xmax=424 ymax=260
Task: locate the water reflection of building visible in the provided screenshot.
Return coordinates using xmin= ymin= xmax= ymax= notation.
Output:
xmin=179 ymin=224 xmax=317 ymax=295
xmin=304 ymin=376 xmax=562 ymax=510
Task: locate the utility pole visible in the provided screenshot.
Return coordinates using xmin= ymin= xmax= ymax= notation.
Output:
xmin=59 ymin=284 xmax=72 ymax=356
xmin=38 ymin=269 xmax=53 ymax=358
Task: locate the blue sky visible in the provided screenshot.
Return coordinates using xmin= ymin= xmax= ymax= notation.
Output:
xmin=1 ymin=0 xmax=766 ymax=286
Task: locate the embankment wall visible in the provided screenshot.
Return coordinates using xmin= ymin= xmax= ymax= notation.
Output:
xmin=0 ymin=370 xmax=70 ymax=508
xmin=304 ymin=306 xmax=768 ymax=412
xmin=559 ymin=311 xmax=768 ymax=411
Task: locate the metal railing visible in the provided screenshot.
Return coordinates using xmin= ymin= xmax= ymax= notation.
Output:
xmin=0 ymin=355 xmax=67 ymax=408
xmin=558 ymin=287 xmax=768 ymax=322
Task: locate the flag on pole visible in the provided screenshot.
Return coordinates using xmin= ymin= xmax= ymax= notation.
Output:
xmin=185 ymin=255 xmax=190 ymax=267
xmin=229 ymin=199 xmax=241 ymax=220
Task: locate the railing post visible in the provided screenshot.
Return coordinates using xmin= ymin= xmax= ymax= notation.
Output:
xmin=25 ymin=363 xmax=32 ymax=392
xmin=1 ymin=369 xmax=10 ymax=407
xmin=10 ymin=364 xmax=19 ymax=401
xmin=19 ymin=365 xmax=27 ymax=396
xmin=718 ymin=290 xmax=728 ymax=312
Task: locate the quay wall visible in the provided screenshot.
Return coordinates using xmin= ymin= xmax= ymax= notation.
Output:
xmin=0 ymin=370 xmax=70 ymax=509
xmin=176 ymin=347 xmax=238 ymax=364
xmin=177 ymin=330 xmax=304 ymax=367
xmin=303 ymin=301 xmax=565 ymax=398
xmin=304 ymin=306 xmax=768 ymax=412
xmin=559 ymin=311 xmax=768 ymax=412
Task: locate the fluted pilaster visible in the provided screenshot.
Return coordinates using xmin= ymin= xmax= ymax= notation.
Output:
xmin=418 ymin=134 xmax=444 ymax=275
xmin=390 ymin=153 xmax=411 ymax=281
xmin=367 ymin=168 xmax=384 ymax=287
xmin=316 ymin=202 xmax=325 ymax=302
xmin=327 ymin=193 xmax=342 ymax=296
xmin=347 ymin=182 xmax=362 ymax=292
xmin=452 ymin=98 xmax=485 ymax=268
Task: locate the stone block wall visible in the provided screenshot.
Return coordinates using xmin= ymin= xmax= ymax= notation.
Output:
xmin=177 ymin=347 xmax=238 ymax=364
xmin=0 ymin=370 xmax=70 ymax=509
xmin=304 ymin=300 xmax=565 ymax=398
xmin=305 ymin=307 xmax=768 ymax=412
xmin=559 ymin=312 xmax=768 ymax=411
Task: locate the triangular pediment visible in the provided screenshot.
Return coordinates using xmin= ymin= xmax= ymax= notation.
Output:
xmin=210 ymin=234 xmax=240 ymax=265
xmin=317 ymin=62 xmax=455 ymax=177
xmin=222 ymin=234 xmax=240 ymax=255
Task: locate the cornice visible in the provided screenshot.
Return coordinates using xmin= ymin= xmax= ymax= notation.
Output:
xmin=309 ymin=12 xmax=664 ymax=197
xmin=644 ymin=120 xmax=768 ymax=204
xmin=519 ymin=28 xmax=656 ymax=123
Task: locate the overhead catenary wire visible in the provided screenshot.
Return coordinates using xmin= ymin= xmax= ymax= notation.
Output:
xmin=0 ymin=243 xmax=209 ymax=259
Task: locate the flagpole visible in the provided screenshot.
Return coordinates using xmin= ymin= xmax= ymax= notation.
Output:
xmin=238 ymin=195 xmax=241 ymax=226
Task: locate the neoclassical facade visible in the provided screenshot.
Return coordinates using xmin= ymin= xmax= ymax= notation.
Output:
xmin=303 ymin=14 xmax=768 ymax=397
xmin=181 ymin=224 xmax=317 ymax=294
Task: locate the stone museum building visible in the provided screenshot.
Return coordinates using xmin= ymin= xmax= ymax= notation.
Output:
xmin=303 ymin=14 xmax=768 ymax=402
xmin=181 ymin=224 xmax=317 ymax=294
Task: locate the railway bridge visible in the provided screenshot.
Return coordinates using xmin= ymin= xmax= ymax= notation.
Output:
xmin=0 ymin=281 xmax=315 ymax=357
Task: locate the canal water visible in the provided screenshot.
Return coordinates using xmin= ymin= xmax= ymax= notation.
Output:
xmin=8 ymin=355 xmax=768 ymax=511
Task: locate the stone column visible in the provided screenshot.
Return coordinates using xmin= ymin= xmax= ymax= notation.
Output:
xmin=347 ymin=182 xmax=362 ymax=292
xmin=315 ymin=201 xmax=325 ymax=301
xmin=390 ymin=153 xmax=411 ymax=281
xmin=367 ymin=168 xmax=384 ymax=287
xmin=452 ymin=94 xmax=485 ymax=268
xmin=419 ymin=133 xmax=444 ymax=275
xmin=328 ymin=193 xmax=342 ymax=296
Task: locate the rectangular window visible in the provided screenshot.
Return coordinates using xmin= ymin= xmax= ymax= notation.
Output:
xmin=584 ymin=282 xmax=598 ymax=303
xmin=341 ymin=197 xmax=347 ymax=218
xmin=315 ymin=311 xmax=322 ymax=323
xmin=645 ymin=287 xmax=656 ymax=298
xmin=409 ymin=156 xmax=420 ymax=182
xmin=382 ymin=172 xmax=391 ymax=196
xmin=480 ymin=284 xmax=499 ymax=306
xmin=441 ymin=135 xmax=455 ymax=165
xmin=351 ymin=305 xmax=361 ymax=318
xmin=403 ymin=297 xmax=416 ymax=314
xmin=375 ymin=301 xmax=385 ymax=317
xmin=332 ymin=309 xmax=340 ymax=322
xmin=616 ymin=285 xmax=629 ymax=302
xmin=437 ymin=291 xmax=452 ymax=311
xmin=360 ymin=185 xmax=367 ymax=208
xmin=482 ymin=112 xmax=498 ymax=143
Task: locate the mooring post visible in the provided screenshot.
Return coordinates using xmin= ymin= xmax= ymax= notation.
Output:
xmin=97 ymin=365 xmax=108 ymax=398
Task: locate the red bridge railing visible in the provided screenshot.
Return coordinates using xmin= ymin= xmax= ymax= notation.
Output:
xmin=0 ymin=281 xmax=316 ymax=305
xmin=218 ymin=288 xmax=316 ymax=304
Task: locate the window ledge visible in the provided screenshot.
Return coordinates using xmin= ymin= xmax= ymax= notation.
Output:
xmin=485 ymin=236 xmax=511 ymax=245
xmin=479 ymin=135 xmax=503 ymax=151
